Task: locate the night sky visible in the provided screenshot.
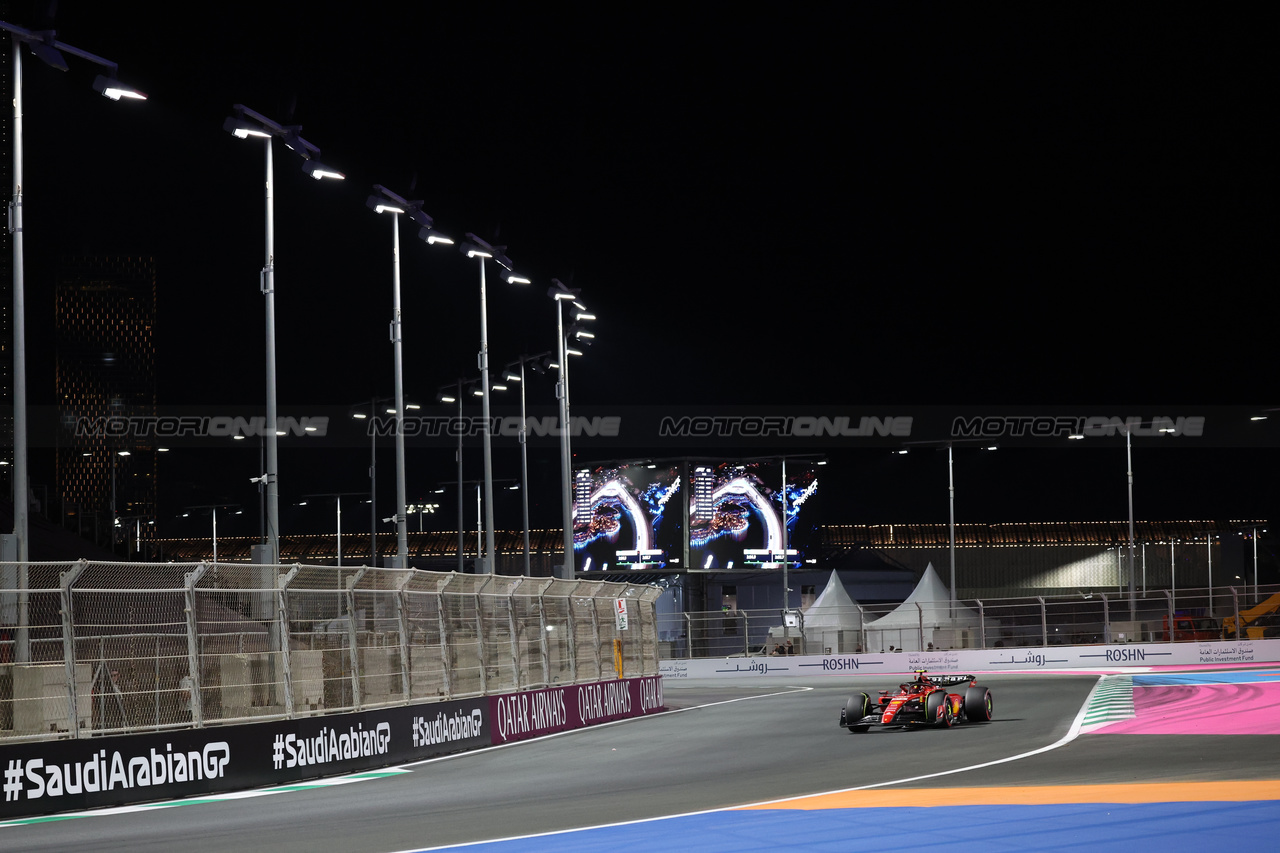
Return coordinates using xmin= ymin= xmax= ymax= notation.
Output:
xmin=9 ymin=4 xmax=1275 ymax=540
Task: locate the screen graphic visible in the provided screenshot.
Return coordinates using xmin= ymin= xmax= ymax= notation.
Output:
xmin=688 ymin=461 xmax=819 ymax=571
xmin=573 ymin=463 xmax=681 ymax=570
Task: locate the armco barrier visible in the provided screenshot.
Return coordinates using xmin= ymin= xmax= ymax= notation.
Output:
xmin=0 ymin=674 xmax=664 ymax=820
xmin=658 ymin=639 xmax=1280 ymax=680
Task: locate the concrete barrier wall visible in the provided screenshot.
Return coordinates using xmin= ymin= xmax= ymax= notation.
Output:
xmin=0 ymin=674 xmax=664 ymax=820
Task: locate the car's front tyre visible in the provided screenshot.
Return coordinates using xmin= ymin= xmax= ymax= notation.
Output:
xmin=842 ymin=693 xmax=872 ymax=732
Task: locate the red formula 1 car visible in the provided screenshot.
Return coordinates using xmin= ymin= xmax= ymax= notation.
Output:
xmin=839 ymin=671 xmax=993 ymax=732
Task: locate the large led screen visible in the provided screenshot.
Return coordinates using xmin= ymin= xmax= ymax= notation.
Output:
xmin=573 ymin=463 xmax=682 ymax=571
xmin=688 ymin=460 xmax=820 ymax=571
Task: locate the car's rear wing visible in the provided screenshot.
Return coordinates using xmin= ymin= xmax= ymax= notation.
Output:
xmin=914 ymin=672 xmax=977 ymax=687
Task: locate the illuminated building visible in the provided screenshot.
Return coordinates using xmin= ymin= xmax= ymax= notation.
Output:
xmin=54 ymin=255 xmax=157 ymax=550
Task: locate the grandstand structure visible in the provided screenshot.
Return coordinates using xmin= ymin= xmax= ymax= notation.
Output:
xmin=142 ymin=518 xmax=1271 ymax=602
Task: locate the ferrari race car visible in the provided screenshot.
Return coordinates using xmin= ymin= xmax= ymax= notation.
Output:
xmin=839 ymin=671 xmax=993 ymax=732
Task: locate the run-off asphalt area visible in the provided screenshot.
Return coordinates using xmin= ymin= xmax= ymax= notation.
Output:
xmin=1 ymin=673 xmax=1275 ymax=853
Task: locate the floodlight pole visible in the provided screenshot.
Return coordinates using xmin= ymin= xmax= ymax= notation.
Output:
xmin=1125 ymin=427 xmax=1136 ymax=622
xmin=226 ymin=105 xmax=343 ymax=566
xmin=556 ymin=297 xmax=574 ymax=579
xmin=263 ymin=138 xmax=280 ymax=566
xmin=512 ymin=360 xmax=532 ymax=575
xmin=519 ymin=360 xmax=531 ymax=576
xmin=4 ymin=21 xmax=144 ymax=663
xmin=390 ymin=213 xmax=409 ymax=567
xmin=10 ymin=37 xmax=26 ymax=571
xmin=477 ymin=257 xmax=496 ymax=572
xmin=781 ymin=457 xmax=789 ymax=645
xmin=453 ymin=382 xmax=465 ymax=572
xmin=948 ymin=444 xmax=957 ymax=619
xmin=369 ymin=398 xmax=378 ymax=566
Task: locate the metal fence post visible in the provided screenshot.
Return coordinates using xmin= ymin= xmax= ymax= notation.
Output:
xmin=436 ymin=586 xmax=452 ymax=699
xmin=589 ymin=600 xmax=603 ymax=679
xmin=1163 ymin=589 xmax=1174 ymax=643
xmin=345 ymin=567 xmax=368 ymax=709
xmin=1101 ymin=593 xmax=1111 ymax=644
xmin=278 ymin=565 xmax=300 ymax=718
xmin=1037 ymin=596 xmax=1047 ymax=647
xmin=566 ymin=594 xmax=579 ymax=681
xmin=507 ymin=592 xmax=520 ymax=690
xmin=184 ymin=562 xmax=211 ymax=727
xmin=683 ymin=612 xmax=692 ymax=660
xmin=474 ymin=591 xmax=488 ymax=695
xmin=648 ymin=593 xmax=661 ymax=675
xmin=976 ymin=600 xmax=985 ymax=649
xmin=1230 ymin=587 xmax=1240 ymax=640
xmin=537 ymin=592 xmax=551 ymax=686
xmin=59 ymin=560 xmax=89 ymax=738
xmin=395 ymin=571 xmax=414 ymax=702
xmin=916 ymin=602 xmax=923 ymax=650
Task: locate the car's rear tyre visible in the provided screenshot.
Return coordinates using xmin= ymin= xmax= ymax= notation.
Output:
xmin=843 ymin=693 xmax=871 ymax=732
xmin=964 ymin=686 xmax=993 ymax=722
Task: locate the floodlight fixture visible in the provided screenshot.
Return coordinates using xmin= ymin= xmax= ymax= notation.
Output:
xmin=28 ymin=38 xmax=68 ymax=70
xmin=460 ymin=233 xmax=498 ymax=259
xmin=419 ymin=226 xmax=455 ymax=245
xmin=223 ymin=117 xmax=271 ymax=138
xmin=302 ymin=159 xmax=345 ymax=180
xmin=549 ymin=278 xmax=580 ymax=300
xmin=367 ymin=196 xmax=406 ymax=215
xmin=92 ymin=74 xmax=146 ymax=101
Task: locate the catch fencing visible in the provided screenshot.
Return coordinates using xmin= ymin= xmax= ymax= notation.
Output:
xmin=0 ymin=561 xmax=660 ymax=743
xmin=663 ymin=582 xmax=1279 ymax=659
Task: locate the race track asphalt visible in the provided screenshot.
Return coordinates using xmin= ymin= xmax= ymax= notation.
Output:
xmin=1 ymin=670 xmax=1276 ymax=852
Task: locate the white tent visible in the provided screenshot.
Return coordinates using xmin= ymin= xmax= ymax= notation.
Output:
xmin=802 ymin=570 xmax=863 ymax=631
xmin=768 ymin=570 xmax=865 ymax=653
xmin=864 ymin=563 xmax=980 ymax=652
